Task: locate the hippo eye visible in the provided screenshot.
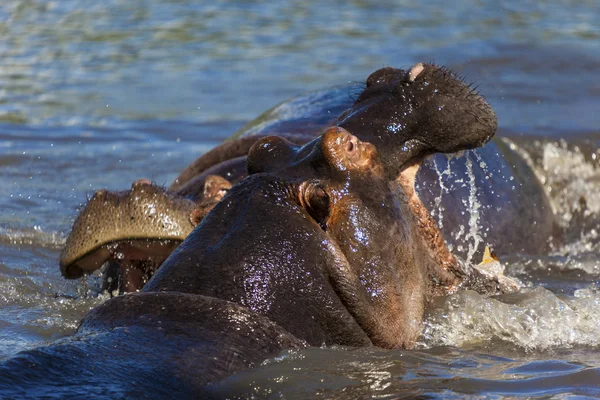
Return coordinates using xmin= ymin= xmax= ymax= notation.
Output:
xmin=300 ymin=182 xmax=330 ymax=230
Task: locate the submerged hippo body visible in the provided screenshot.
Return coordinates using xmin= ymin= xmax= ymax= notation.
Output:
xmin=59 ymin=65 xmax=555 ymax=293
xmin=0 ymin=64 xmax=515 ymax=396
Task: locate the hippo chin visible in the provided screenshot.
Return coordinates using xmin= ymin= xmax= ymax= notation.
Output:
xmin=60 ymin=63 xmax=515 ymax=294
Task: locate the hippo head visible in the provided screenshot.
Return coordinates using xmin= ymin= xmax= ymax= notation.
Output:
xmin=338 ymin=63 xmax=497 ymax=178
xmin=142 ymin=65 xmax=499 ymax=348
xmin=59 ymin=175 xmax=230 ymax=290
xmin=145 ymin=126 xmax=462 ymax=348
xmin=59 ymin=63 xmax=497 ymax=305
xmin=60 ymin=182 xmax=195 ymax=280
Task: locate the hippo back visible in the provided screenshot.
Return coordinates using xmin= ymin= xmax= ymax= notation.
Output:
xmin=232 ymin=85 xmax=357 ymax=139
xmin=0 ymin=292 xmax=304 ymax=398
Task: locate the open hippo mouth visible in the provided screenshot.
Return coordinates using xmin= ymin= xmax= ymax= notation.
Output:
xmin=59 ymin=176 xmax=231 ymax=290
xmin=59 ymin=182 xmax=197 ymax=284
xmin=145 ymin=125 xmax=481 ymax=349
xmin=59 ymin=63 xmax=497 ymax=302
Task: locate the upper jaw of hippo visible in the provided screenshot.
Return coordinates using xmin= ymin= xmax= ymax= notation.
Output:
xmin=59 ymin=181 xmax=197 ymax=279
xmin=336 ymin=63 xmax=498 ymax=178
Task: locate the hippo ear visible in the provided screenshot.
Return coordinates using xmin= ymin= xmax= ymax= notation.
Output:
xmin=175 ymin=174 xmax=232 ymax=202
xmin=247 ymin=136 xmax=299 ymax=174
xmin=189 ymin=175 xmax=233 ymax=227
xmin=201 ymin=175 xmax=232 ymax=201
xmin=365 ymin=66 xmax=404 ymax=87
xmin=319 ymin=127 xmax=384 ymax=176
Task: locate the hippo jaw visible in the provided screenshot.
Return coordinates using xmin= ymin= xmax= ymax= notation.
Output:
xmin=288 ymin=129 xmax=430 ymax=347
xmin=59 ymin=181 xmax=197 ymax=280
xmin=288 ymin=128 xmax=459 ymax=346
xmin=59 ymin=175 xmax=232 ymax=291
xmin=338 ymin=63 xmax=498 ymax=179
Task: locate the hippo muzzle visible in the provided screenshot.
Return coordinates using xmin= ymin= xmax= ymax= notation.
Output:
xmin=59 ymin=182 xmax=196 ymax=280
xmin=59 ymin=176 xmax=230 ymax=289
xmin=338 ymin=63 xmax=497 ymax=178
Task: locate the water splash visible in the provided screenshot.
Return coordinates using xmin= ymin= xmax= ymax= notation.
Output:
xmin=501 ymin=138 xmax=600 ymax=252
xmin=0 ymin=226 xmax=65 ymax=250
xmin=464 ymin=152 xmax=483 ymax=264
xmin=421 ymin=285 xmax=600 ymax=351
xmin=503 ymin=138 xmax=600 ymax=227
xmin=540 ymin=141 xmax=600 ymax=227
xmin=431 ymin=155 xmax=453 ymax=229
xmin=0 ymin=273 xmax=109 ymax=360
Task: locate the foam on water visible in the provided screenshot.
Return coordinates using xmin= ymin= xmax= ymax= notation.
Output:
xmin=421 ymin=285 xmax=600 ymax=351
xmin=463 ymin=152 xmax=483 ymax=265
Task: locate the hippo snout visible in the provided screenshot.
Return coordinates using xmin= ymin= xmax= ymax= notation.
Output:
xmin=60 ymin=184 xmax=197 ymax=279
xmin=338 ymin=62 xmax=497 ymax=178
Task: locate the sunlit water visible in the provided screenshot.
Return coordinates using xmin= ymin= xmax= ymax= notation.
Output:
xmin=1 ymin=1 xmax=600 ymax=397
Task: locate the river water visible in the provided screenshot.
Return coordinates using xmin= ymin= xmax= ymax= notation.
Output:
xmin=2 ymin=1 xmax=600 ymax=398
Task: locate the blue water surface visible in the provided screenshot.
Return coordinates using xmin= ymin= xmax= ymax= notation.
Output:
xmin=1 ymin=1 xmax=600 ymax=398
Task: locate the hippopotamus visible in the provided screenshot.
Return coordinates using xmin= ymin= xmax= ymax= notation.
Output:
xmin=58 ymin=63 xmax=555 ymax=294
xmin=1 ymin=63 xmax=513 ymax=397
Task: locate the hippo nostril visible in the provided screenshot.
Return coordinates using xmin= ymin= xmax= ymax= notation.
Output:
xmin=346 ymin=139 xmax=354 ymax=153
xmin=344 ymin=134 xmax=361 ymax=155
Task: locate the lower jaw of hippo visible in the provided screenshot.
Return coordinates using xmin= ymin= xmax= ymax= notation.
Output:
xmin=396 ymin=159 xmax=469 ymax=297
xmin=398 ymin=158 xmax=520 ymax=298
xmin=66 ymin=239 xmax=182 ymax=293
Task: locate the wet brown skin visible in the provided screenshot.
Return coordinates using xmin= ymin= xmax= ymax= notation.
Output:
xmin=2 ymin=124 xmax=507 ymax=396
xmin=60 ymin=63 xmax=500 ymax=294
xmin=145 ymin=127 xmax=460 ymax=348
xmin=0 ymin=62 xmax=506 ymax=394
